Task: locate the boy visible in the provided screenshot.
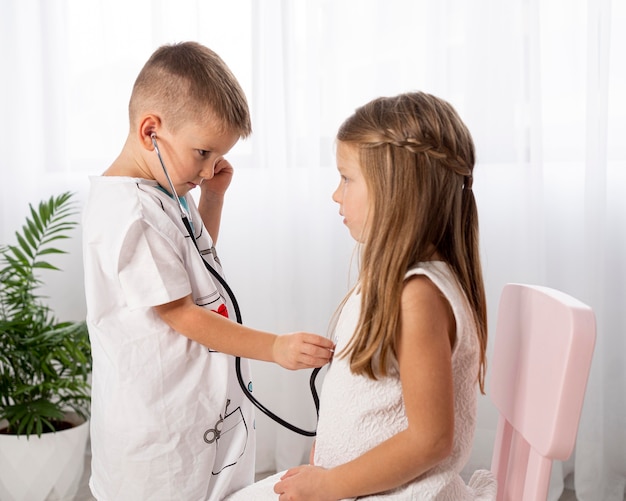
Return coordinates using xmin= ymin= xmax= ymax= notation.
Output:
xmin=82 ymin=42 xmax=334 ymax=501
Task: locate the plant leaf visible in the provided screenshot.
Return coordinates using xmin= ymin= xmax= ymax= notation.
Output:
xmin=16 ymin=233 xmax=34 ymax=259
xmin=0 ymin=191 xmax=92 ymax=437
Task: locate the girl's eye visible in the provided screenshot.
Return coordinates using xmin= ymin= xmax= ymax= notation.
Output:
xmin=341 ymin=175 xmax=349 ymax=183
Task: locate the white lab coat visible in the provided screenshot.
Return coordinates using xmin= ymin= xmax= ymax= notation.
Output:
xmin=83 ymin=176 xmax=256 ymax=501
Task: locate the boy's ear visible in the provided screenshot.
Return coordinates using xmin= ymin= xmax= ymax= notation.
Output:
xmin=138 ymin=114 xmax=161 ymax=149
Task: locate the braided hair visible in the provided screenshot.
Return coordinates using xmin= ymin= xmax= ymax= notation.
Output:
xmin=336 ymin=92 xmax=487 ymax=393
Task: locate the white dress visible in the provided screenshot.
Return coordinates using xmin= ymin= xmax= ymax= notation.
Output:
xmin=225 ymin=261 xmax=495 ymax=500
xmin=83 ymin=177 xmax=256 ymax=501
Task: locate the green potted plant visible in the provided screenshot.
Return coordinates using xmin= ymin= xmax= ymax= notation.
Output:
xmin=0 ymin=191 xmax=92 ymax=500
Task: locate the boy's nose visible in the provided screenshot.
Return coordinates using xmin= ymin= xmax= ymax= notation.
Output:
xmin=200 ymin=164 xmax=216 ymax=180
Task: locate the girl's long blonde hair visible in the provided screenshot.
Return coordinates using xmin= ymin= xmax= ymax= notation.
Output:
xmin=336 ymin=92 xmax=487 ymax=393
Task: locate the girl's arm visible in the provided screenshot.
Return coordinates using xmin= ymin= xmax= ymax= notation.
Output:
xmin=197 ymin=158 xmax=233 ymax=244
xmin=154 ymin=294 xmax=334 ymax=370
xmin=274 ymin=275 xmax=456 ymax=499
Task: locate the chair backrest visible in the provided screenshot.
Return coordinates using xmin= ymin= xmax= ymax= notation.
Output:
xmin=490 ymin=283 xmax=596 ymax=501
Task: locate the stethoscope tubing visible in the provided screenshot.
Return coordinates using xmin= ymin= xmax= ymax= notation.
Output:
xmin=188 ymin=211 xmax=320 ymax=437
xmin=151 ymin=134 xmax=320 ymax=437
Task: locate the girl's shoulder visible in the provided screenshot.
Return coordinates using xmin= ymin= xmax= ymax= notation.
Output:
xmin=404 ymin=260 xmax=454 ymax=286
xmin=401 ymin=270 xmax=448 ymax=305
xmin=404 ymin=261 xmax=477 ymax=354
xmin=401 ymin=272 xmax=455 ymax=329
xmin=403 ymin=261 xmax=469 ymax=324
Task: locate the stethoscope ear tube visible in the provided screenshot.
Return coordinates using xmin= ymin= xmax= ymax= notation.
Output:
xmin=181 ymin=215 xmax=244 ymax=324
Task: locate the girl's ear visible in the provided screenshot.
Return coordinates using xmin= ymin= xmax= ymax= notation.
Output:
xmin=138 ymin=114 xmax=162 ymax=149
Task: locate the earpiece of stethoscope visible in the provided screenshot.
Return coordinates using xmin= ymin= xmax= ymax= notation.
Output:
xmin=150 ymin=133 xmax=191 ymax=225
xmin=151 ymin=135 xmax=320 ymax=436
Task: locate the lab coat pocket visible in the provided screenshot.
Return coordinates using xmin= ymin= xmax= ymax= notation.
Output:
xmin=204 ymin=401 xmax=249 ymax=475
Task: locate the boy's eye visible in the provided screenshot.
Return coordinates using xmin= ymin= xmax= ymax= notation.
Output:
xmin=198 ymin=149 xmax=210 ymax=157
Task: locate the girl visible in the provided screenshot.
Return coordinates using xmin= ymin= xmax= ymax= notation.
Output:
xmin=225 ymin=92 xmax=495 ymax=500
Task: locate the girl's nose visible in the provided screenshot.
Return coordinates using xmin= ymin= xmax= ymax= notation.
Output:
xmin=332 ymin=185 xmax=341 ymax=204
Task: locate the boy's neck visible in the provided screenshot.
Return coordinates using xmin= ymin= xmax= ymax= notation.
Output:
xmin=103 ymin=139 xmax=153 ymax=179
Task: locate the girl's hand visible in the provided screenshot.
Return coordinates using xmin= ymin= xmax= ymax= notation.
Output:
xmin=273 ymin=333 xmax=335 ymax=370
xmin=274 ymin=465 xmax=334 ymax=501
xmin=201 ymin=157 xmax=234 ymax=198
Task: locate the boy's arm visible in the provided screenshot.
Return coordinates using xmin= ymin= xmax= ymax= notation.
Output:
xmin=274 ymin=275 xmax=456 ymax=499
xmin=154 ymin=294 xmax=334 ymax=369
xmin=197 ymin=158 xmax=233 ymax=244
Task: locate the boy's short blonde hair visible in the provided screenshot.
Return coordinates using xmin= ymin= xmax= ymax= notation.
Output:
xmin=129 ymin=41 xmax=251 ymax=137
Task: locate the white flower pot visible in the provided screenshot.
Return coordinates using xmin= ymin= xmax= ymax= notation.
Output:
xmin=0 ymin=412 xmax=89 ymax=501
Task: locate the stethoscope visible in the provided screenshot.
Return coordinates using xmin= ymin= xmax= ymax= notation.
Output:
xmin=151 ymin=133 xmax=321 ymax=437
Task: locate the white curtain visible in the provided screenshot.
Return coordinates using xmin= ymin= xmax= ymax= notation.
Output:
xmin=1 ymin=1 xmax=624 ymax=499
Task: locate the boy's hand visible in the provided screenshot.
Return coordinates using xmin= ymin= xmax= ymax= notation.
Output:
xmin=273 ymin=333 xmax=335 ymax=370
xmin=202 ymin=157 xmax=234 ymax=198
xmin=198 ymin=158 xmax=234 ymax=242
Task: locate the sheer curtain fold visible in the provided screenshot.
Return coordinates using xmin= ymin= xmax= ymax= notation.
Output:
xmin=1 ymin=1 xmax=624 ymax=498
xmin=576 ymin=1 xmax=625 ymax=497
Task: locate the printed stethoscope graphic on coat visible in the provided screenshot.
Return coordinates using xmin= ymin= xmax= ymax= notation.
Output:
xmin=204 ymin=399 xmax=248 ymax=475
xmin=151 ymin=134 xmax=322 ymax=438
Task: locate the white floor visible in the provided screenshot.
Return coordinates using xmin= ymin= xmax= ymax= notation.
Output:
xmin=560 ymin=489 xmax=578 ymax=501
xmin=75 ymin=450 xmax=95 ymax=500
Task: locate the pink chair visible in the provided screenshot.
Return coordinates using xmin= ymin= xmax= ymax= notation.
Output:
xmin=490 ymin=283 xmax=596 ymax=501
